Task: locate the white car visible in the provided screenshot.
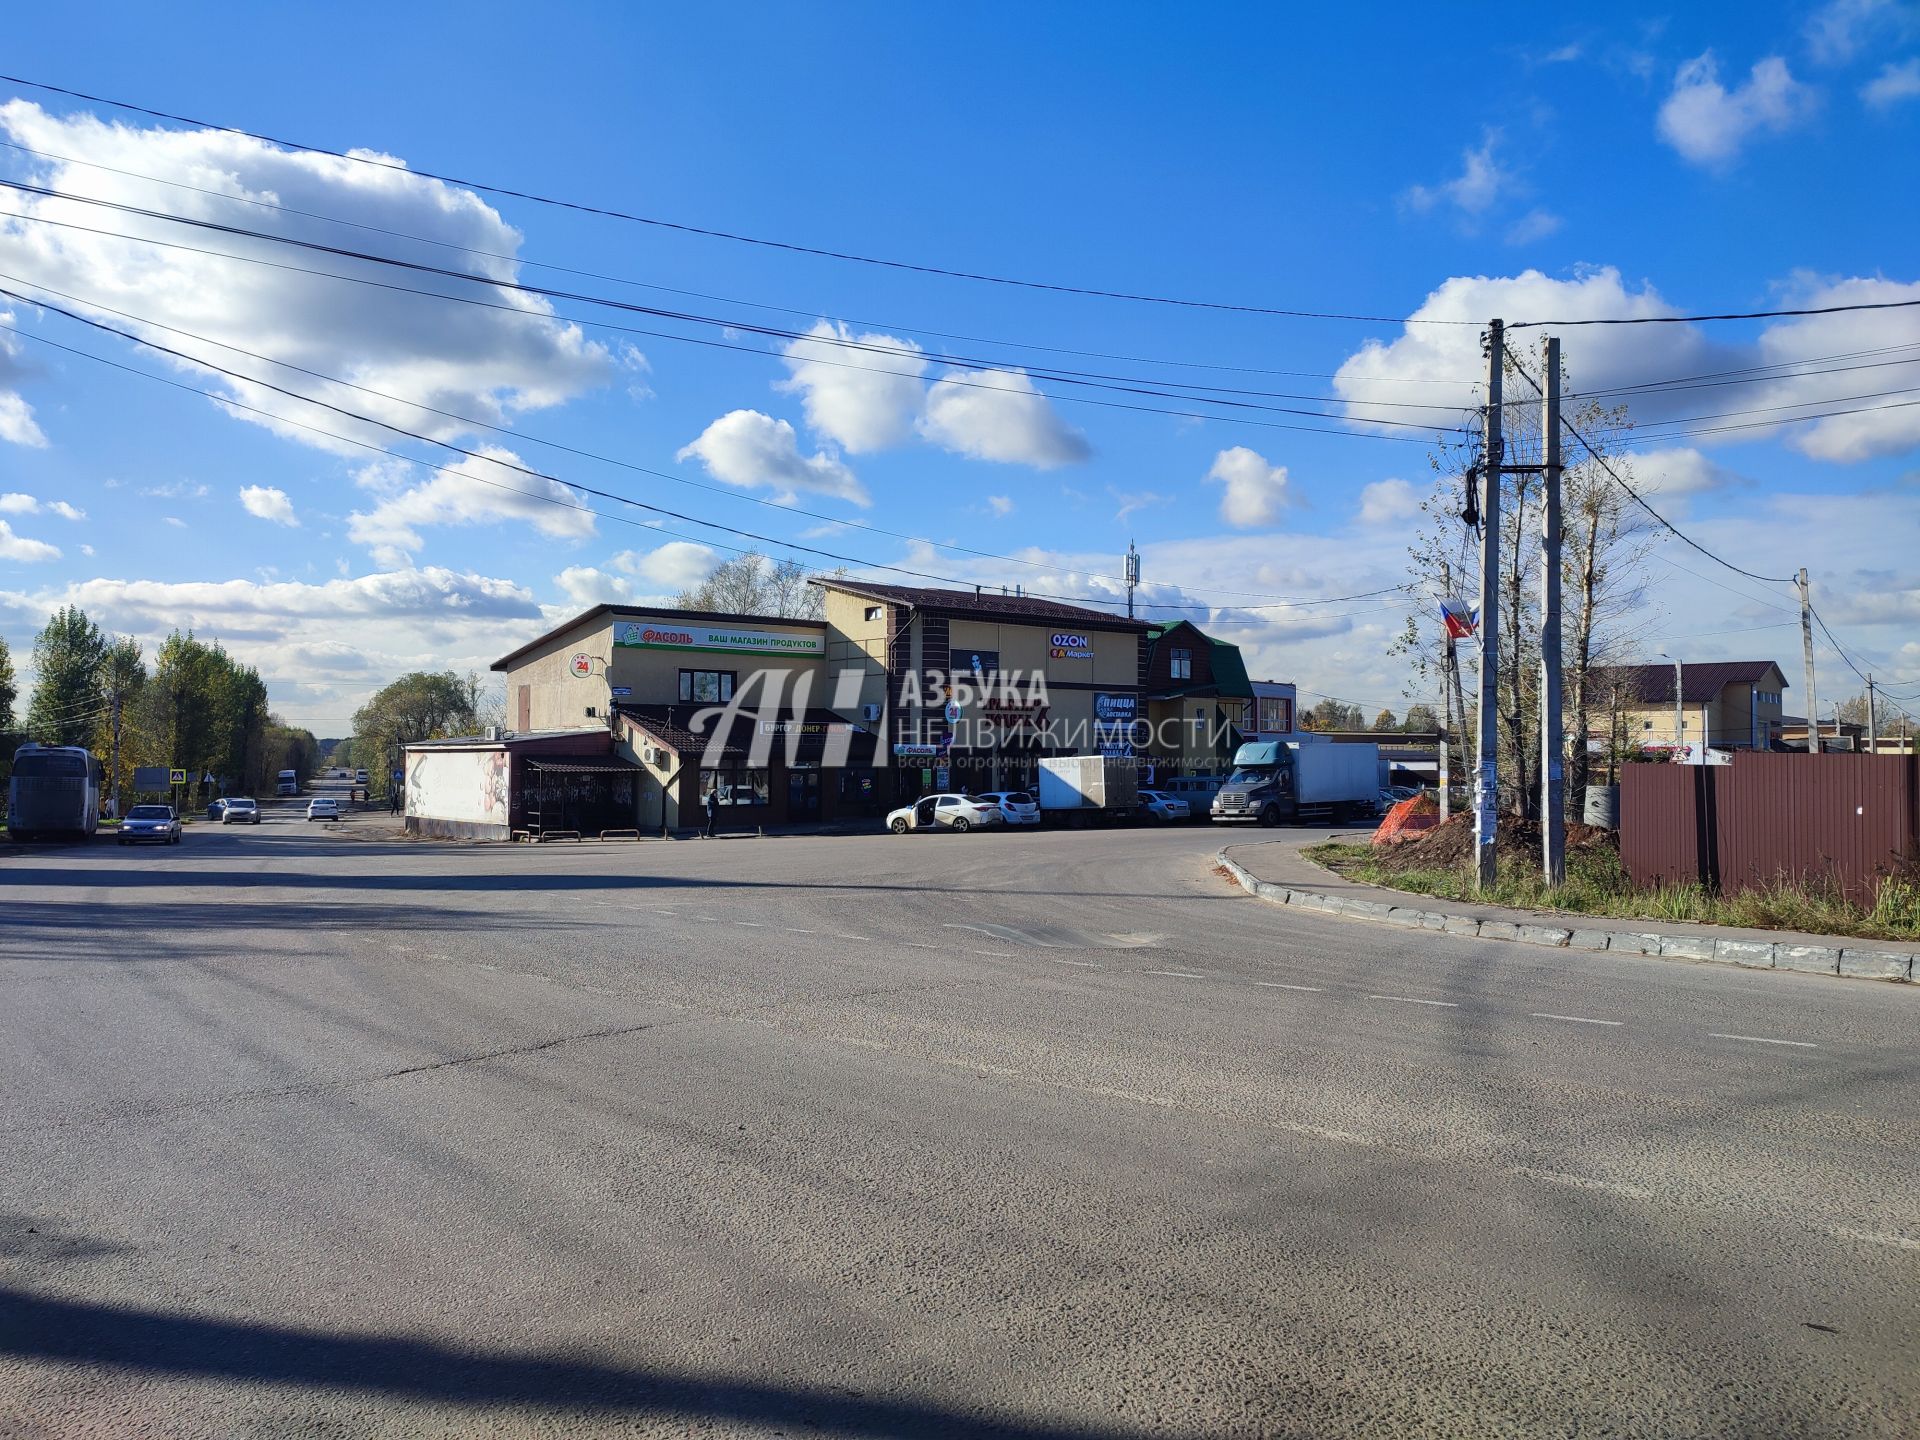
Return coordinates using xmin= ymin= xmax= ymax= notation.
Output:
xmin=1137 ymin=789 xmax=1192 ymax=823
xmin=220 ymin=797 xmax=261 ymax=825
xmin=972 ymin=790 xmax=1040 ymax=826
xmin=306 ymin=797 xmax=341 ymax=823
xmin=886 ymin=793 xmax=1004 ymax=834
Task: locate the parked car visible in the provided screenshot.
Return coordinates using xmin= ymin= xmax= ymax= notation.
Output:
xmin=306 ymin=797 xmax=341 ymax=823
xmin=1137 ymin=789 xmax=1192 ymax=823
xmin=885 ymin=793 xmax=1004 ymax=833
xmin=355 ymin=768 xmax=369 ymax=786
xmin=221 ymin=797 xmax=261 ymax=825
xmin=1156 ymin=774 xmax=1225 ymax=817
xmin=120 ymin=804 xmax=181 ymax=845
xmin=971 ymin=790 xmax=1040 ymax=826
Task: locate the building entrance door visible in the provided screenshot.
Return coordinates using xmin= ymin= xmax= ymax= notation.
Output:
xmin=787 ymin=769 xmax=820 ymax=821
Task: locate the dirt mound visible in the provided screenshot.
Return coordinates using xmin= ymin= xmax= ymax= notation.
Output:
xmin=1369 ymin=811 xmax=1615 ymax=874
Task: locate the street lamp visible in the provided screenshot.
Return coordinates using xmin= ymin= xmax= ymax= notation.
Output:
xmin=1659 ymin=652 xmax=1683 ymax=759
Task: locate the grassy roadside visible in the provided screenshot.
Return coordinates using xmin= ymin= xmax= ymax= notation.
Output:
xmin=1305 ymin=841 xmax=1920 ymax=944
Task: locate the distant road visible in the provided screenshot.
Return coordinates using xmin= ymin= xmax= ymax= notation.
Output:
xmin=2 ymin=822 xmax=1914 ymax=1436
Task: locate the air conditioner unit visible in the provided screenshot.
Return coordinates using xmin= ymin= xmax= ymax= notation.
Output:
xmin=861 ymin=703 xmax=883 ymax=722
xmin=641 ymin=745 xmax=661 ymax=767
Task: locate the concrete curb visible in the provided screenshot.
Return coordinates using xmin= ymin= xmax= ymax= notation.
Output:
xmin=1215 ymin=847 xmax=1915 ymax=985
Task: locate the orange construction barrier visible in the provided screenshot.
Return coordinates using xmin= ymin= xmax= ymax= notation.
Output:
xmin=1372 ymin=791 xmax=1441 ymax=846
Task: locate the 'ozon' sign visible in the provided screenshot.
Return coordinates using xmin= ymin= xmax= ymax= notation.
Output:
xmin=614 ymin=620 xmax=824 ymax=658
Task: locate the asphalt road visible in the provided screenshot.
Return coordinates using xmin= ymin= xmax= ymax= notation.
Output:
xmin=2 ymin=814 xmax=1916 ymax=1437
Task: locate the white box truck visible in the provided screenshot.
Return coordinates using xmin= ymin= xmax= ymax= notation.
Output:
xmin=1037 ymin=755 xmax=1140 ymax=825
xmin=1210 ymin=740 xmax=1378 ymax=825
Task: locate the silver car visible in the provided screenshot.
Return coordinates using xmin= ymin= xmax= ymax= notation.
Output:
xmin=119 ymin=804 xmax=181 ymax=846
xmin=220 ymin=797 xmax=261 ymax=825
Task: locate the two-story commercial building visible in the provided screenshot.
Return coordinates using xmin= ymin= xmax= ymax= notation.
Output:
xmin=1140 ymin=620 xmax=1255 ymax=776
xmin=1587 ymin=660 xmax=1790 ymax=754
xmin=403 ymin=581 xmax=1153 ymax=838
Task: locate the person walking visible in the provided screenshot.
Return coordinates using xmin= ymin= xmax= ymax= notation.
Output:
xmin=703 ymin=785 xmax=718 ymax=839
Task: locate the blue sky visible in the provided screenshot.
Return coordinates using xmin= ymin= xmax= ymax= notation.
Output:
xmin=1 ymin=0 xmax=1916 ymax=733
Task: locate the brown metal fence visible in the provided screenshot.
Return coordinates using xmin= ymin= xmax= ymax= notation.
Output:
xmin=1620 ymin=752 xmax=1920 ymax=900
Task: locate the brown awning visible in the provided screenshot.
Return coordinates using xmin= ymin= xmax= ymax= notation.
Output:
xmin=524 ymin=758 xmax=643 ymax=775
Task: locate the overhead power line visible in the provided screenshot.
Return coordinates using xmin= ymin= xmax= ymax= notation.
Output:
xmin=0 ymin=72 xmax=1473 ymax=326
xmin=0 ymin=272 xmax=1410 ymax=608
xmin=1 ymin=296 xmax=1412 ymax=616
xmin=1503 ymin=346 xmax=1798 ymax=587
xmin=0 ymin=200 xmax=1452 ymax=444
xmin=0 ymin=135 xmax=1486 ymax=389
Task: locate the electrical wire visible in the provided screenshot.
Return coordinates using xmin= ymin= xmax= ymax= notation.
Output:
xmin=0 ymin=277 xmax=1421 ymax=611
xmin=0 ymin=303 xmax=1406 ymax=616
xmin=1502 ymin=345 xmax=1799 ymax=586
xmin=0 ymin=201 xmax=1453 ymax=444
xmin=0 ymin=72 xmax=1476 ymax=326
xmin=0 ymin=135 xmax=1487 ymax=388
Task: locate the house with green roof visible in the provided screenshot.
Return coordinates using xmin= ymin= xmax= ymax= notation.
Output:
xmin=1143 ymin=620 xmax=1256 ymax=775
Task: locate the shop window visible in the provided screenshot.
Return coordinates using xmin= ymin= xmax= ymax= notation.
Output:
xmin=1170 ymin=647 xmax=1192 ymax=681
xmin=680 ymin=669 xmax=736 ymax=703
xmin=700 ymin=766 xmax=769 ymax=806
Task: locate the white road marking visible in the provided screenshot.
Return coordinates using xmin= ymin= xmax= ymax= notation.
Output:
xmin=732 ymin=921 xmax=765 ymax=927
xmin=971 ymin=950 xmax=1015 ymax=958
xmin=1369 ymin=994 xmax=1458 ymax=1008
xmin=785 ymin=928 xmax=817 ymax=935
xmin=836 ymin=934 xmax=873 ymax=942
xmin=1709 ymin=1033 xmax=1819 ymax=1049
xmin=653 ymin=909 xmax=677 ymax=916
xmin=1256 ymin=982 xmax=1324 ymax=992
xmin=1045 ymin=957 xmax=1101 ymax=968
xmin=901 ymin=941 xmax=938 ymax=949
xmin=1144 ymin=969 xmax=1204 ymax=978
xmin=1530 ymin=1013 xmax=1623 ymax=1026
xmin=1829 ymin=1225 xmax=1920 ymax=1252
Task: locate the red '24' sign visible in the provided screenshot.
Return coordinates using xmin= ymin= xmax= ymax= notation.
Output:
xmin=570 ymin=653 xmax=594 ymax=678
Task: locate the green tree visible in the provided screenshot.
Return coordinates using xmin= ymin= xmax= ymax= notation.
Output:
xmin=0 ymin=633 xmax=16 ymax=731
xmin=351 ymin=671 xmax=481 ymax=793
xmin=91 ymin=637 xmax=148 ymax=814
xmin=27 ymin=606 xmax=108 ymax=746
xmin=1401 ymin=703 xmax=1440 ymax=735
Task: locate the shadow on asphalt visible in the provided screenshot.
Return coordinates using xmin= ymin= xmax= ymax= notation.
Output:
xmin=0 ymin=1285 xmax=1145 ymax=1440
xmin=0 ymin=900 xmax=594 ymax=939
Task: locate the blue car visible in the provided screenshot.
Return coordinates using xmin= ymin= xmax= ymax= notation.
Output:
xmin=119 ymin=804 xmax=182 ymax=846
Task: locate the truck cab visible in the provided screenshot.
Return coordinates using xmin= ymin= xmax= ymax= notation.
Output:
xmin=1210 ymin=740 xmax=1377 ymax=826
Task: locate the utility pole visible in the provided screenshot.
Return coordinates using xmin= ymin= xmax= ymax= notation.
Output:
xmin=1124 ymin=539 xmax=1140 ymax=621
xmin=1798 ymin=568 xmax=1820 ymax=756
xmin=1438 ymin=641 xmax=1452 ymax=822
xmin=108 ymin=682 xmax=124 ymax=820
xmin=1474 ymin=320 xmax=1504 ymax=891
xmin=1538 ymin=336 xmax=1565 ymax=885
xmin=1866 ymin=673 xmax=1878 ymax=754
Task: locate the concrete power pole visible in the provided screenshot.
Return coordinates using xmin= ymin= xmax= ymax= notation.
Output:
xmin=1474 ymin=320 xmax=1504 ymax=891
xmin=109 ymin=684 xmax=123 ymax=820
xmin=1124 ymin=540 xmax=1140 ymax=621
xmin=1866 ymin=673 xmax=1878 ymax=754
xmin=1539 ymin=336 xmax=1565 ymax=885
xmin=1797 ymin=568 xmax=1820 ymax=756
xmin=1438 ymin=642 xmax=1452 ymax=822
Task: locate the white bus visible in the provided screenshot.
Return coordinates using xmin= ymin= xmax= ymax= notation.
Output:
xmin=7 ymin=743 xmax=104 ymax=841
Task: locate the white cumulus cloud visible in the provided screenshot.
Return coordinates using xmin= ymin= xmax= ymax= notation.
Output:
xmin=918 ymin=368 xmax=1091 ymax=469
xmin=1749 ymin=277 xmax=1920 ymax=462
xmin=676 ymin=410 xmax=868 ymax=506
xmin=986 ymin=495 xmax=1013 ymax=517
xmin=239 ymin=484 xmax=299 ymax=526
xmin=611 ymin=540 xmax=719 ymax=591
xmin=1657 ymin=53 xmax=1817 ymax=166
xmin=554 ymin=565 xmax=635 ymax=607
xmin=0 ymin=519 xmax=59 ymax=562
xmin=1633 ymin=447 xmax=1746 ymax=497
xmin=47 ymin=500 xmax=85 ymax=521
xmin=0 ymin=100 xmax=614 ymax=458
xmin=348 ymin=446 xmax=595 ymax=564
xmin=776 ymin=320 xmax=927 ymax=453
xmin=1357 ymin=478 xmax=1422 ymax=526
xmin=1207 ymin=447 xmax=1293 ymax=528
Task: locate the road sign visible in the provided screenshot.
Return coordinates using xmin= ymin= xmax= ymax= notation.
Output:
xmin=168 ymin=768 xmax=187 ymax=785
